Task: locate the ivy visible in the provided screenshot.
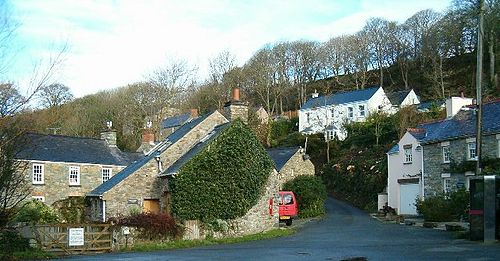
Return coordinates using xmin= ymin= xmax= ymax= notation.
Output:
xmin=171 ymin=119 xmax=274 ymax=221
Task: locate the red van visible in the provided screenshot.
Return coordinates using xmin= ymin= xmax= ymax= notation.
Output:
xmin=278 ymin=191 xmax=298 ymax=226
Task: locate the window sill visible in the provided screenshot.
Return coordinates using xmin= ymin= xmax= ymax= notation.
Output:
xmin=403 ymin=162 xmax=412 ymax=165
xmin=32 ymin=183 xmax=45 ymax=186
xmin=442 ymin=161 xmax=450 ymax=164
xmin=69 ymin=184 xmax=81 ymax=187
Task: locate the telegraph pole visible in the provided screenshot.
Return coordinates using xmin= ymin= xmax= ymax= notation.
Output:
xmin=475 ymin=0 xmax=484 ymax=175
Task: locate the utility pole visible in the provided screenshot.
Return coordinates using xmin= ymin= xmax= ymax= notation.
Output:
xmin=475 ymin=0 xmax=484 ymax=175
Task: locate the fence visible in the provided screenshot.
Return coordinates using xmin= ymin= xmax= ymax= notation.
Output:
xmin=21 ymin=223 xmax=112 ymax=255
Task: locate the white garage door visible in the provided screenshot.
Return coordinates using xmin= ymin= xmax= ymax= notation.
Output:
xmin=399 ymin=183 xmax=420 ymax=215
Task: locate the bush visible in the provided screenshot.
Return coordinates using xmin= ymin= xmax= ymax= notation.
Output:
xmin=171 ymin=119 xmax=274 ymax=221
xmin=0 ymin=229 xmax=29 ymax=259
xmin=15 ymin=200 xmax=59 ymax=224
xmin=416 ymin=189 xmax=470 ymax=222
xmin=52 ymin=197 xmax=85 ymax=223
xmin=282 ymin=176 xmax=327 ymax=218
xmin=116 ymin=212 xmax=183 ymax=240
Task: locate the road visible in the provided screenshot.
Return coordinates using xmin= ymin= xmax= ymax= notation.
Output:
xmin=63 ymin=197 xmax=500 ymax=260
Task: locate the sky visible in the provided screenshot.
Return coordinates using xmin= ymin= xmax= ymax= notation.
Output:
xmin=4 ymin=0 xmax=451 ymax=98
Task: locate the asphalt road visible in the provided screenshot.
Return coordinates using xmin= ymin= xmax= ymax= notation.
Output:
xmin=63 ymin=197 xmax=500 ymax=260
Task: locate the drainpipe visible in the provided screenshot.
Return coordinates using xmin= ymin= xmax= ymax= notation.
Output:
xmin=420 ymin=144 xmax=425 ymax=200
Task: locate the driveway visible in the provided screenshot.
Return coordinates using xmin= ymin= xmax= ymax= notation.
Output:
xmin=63 ymin=197 xmax=500 ymax=260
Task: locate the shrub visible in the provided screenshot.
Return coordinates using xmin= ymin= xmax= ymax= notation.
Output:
xmin=117 ymin=212 xmax=183 ymax=240
xmin=0 ymin=229 xmax=29 ymax=259
xmin=52 ymin=197 xmax=85 ymax=223
xmin=171 ymin=119 xmax=274 ymax=221
xmin=416 ymin=189 xmax=470 ymax=222
xmin=15 ymin=200 xmax=59 ymax=224
xmin=282 ymin=175 xmax=327 ymax=218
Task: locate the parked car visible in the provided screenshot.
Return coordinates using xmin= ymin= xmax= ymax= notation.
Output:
xmin=278 ymin=191 xmax=298 ymax=226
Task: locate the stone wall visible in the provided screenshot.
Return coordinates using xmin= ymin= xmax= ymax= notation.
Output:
xmin=224 ymin=101 xmax=249 ymax=124
xmin=102 ymin=111 xmax=228 ymax=219
xmin=27 ymin=161 xmax=125 ymax=206
xmin=278 ymin=150 xmax=315 ymax=188
xmin=423 ymin=134 xmax=499 ymax=197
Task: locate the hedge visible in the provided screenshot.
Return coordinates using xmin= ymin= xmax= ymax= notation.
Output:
xmin=282 ymin=175 xmax=327 ymax=218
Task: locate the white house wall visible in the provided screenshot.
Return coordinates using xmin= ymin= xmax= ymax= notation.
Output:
xmin=400 ymin=90 xmax=420 ymax=107
xmin=299 ymin=87 xmax=393 ymax=140
xmin=387 ymin=132 xmax=423 ymax=214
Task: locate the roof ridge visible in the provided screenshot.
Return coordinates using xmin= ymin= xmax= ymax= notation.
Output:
xmin=26 ymin=132 xmax=104 ymax=141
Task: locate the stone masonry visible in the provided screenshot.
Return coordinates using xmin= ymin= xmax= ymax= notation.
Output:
xmin=28 ymin=162 xmax=125 ymax=206
xmin=423 ymin=134 xmax=499 ymax=197
xmin=277 ymin=149 xmax=315 ymax=188
xmin=102 ymin=111 xmax=229 ymax=218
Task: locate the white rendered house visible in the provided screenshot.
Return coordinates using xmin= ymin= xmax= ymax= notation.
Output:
xmin=298 ymin=86 xmax=392 ymax=140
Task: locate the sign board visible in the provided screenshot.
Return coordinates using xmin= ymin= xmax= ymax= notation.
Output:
xmin=68 ymin=228 xmax=85 ymax=246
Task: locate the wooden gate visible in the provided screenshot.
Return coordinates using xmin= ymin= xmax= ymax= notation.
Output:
xmin=28 ymin=224 xmax=112 ymax=255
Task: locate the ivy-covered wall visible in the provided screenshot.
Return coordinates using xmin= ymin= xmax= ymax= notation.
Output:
xmin=171 ymin=119 xmax=275 ymax=221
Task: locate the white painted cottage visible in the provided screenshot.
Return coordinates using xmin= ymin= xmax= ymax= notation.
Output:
xmin=298 ymin=86 xmax=392 ymax=140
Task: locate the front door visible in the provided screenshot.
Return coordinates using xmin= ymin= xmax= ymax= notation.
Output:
xmin=399 ymin=184 xmax=420 ymax=215
xmin=143 ymin=199 xmax=160 ymax=214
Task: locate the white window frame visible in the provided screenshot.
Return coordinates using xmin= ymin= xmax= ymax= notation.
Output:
xmin=443 ymin=178 xmax=452 ymax=194
xmin=306 ymin=112 xmax=311 ymax=124
xmin=326 ymin=130 xmax=335 ymax=141
xmin=497 ymin=135 xmax=500 ymax=158
xmin=69 ymin=166 xmax=80 ymax=186
xmin=403 ymin=145 xmax=412 ymax=163
xmin=347 ymin=107 xmax=353 ymax=118
xmin=467 ymin=142 xmax=477 ymax=160
xmin=442 ymin=145 xmax=451 ymax=163
xmin=358 ymin=105 xmax=366 ymax=117
xmin=32 ymin=196 xmax=45 ymax=202
xmin=330 ymin=108 xmax=335 ymax=118
xmin=102 ymin=168 xmax=112 ymax=183
xmin=32 ymin=164 xmax=44 ymax=184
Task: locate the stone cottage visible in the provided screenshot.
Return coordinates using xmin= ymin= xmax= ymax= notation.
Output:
xmin=86 ymin=89 xmax=282 ymax=237
xmin=386 ymin=98 xmax=500 ymax=215
xmin=266 ymin=147 xmax=315 ymax=188
xmin=15 ymin=130 xmax=139 ymax=206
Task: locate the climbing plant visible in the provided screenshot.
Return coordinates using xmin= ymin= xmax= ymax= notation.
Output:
xmin=171 ymin=119 xmax=274 ymax=221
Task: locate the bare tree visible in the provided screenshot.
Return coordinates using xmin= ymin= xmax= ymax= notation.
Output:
xmin=37 ymin=83 xmax=73 ymax=108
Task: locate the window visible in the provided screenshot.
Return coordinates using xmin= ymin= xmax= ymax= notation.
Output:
xmin=347 ymin=107 xmax=353 ymax=118
xmin=102 ymin=168 xmax=112 ymax=183
xmin=306 ymin=112 xmax=311 ymax=124
xmin=467 ymin=142 xmax=477 ymax=160
xmin=330 ymin=108 xmax=335 ymax=118
xmin=32 ymin=164 xmax=44 ymax=184
xmin=404 ymin=145 xmax=412 ymax=163
xmin=443 ymin=178 xmax=452 ymax=194
xmin=358 ymin=105 xmax=366 ymax=117
xmin=442 ymin=146 xmax=451 ymax=163
xmin=69 ymin=166 xmax=80 ymax=186
xmin=326 ymin=130 xmax=335 ymax=141
xmin=32 ymin=196 xmax=45 ymax=202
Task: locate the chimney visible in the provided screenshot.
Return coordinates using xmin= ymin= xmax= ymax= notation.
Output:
xmin=136 ymin=127 xmax=156 ymax=154
xmin=224 ymin=88 xmax=248 ymax=124
xmin=190 ymin=108 xmax=199 ymax=118
xmin=445 ymin=96 xmax=474 ymax=118
xmin=100 ymin=121 xmax=117 ymax=147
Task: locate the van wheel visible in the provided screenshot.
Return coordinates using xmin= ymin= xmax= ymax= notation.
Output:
xmin=285 ymin=219 xmax=292 ymax=226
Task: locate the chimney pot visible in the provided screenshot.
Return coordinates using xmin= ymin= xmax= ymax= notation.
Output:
xmin=232 ymin=88 xmax=240 ymax=101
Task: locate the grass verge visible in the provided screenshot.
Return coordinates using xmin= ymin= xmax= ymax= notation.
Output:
xmin=10 ymin=248 xmax=55 ymax=260
xmin=130 ymin=228 xmax=296 ymax=252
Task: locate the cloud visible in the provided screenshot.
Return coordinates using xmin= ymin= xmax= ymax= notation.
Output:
xmin=7 ymin=0 xmax=450 ymax=97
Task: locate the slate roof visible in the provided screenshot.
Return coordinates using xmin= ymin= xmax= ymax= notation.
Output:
xmin=387 ymin=90 xmax=411 ymax=106
xmin=417 ymin=100 xmax=445 ymax=111
xmin=418 ymin=100 xmax=500 ymax=144
xmin=16 ymin=133 xmax=140 ymax=166
xmin=162 ymin=113 xmax=191 ymax=129
xmin=387 ymin=144 xmax=399 ymax=155
xmin=160 ymin=123 xmax=230 ymax=176
xmin=88 ymin=112 xmax=212 ymax=197
xmin=301 ymin=87 xmax=380 ymax=110
xmin=266 ymin=147 xmax=300 ymax=171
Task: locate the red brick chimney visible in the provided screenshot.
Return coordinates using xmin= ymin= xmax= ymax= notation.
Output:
xmin=136 ymin=128 xmax=155 ymax=154
xmin=232 ymin=88 xmax=240 ymax=101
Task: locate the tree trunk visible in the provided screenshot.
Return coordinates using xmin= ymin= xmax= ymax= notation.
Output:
xmin=489 ymin=30 xmax=496 ymax=89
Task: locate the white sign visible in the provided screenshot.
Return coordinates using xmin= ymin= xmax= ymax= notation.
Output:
xmin=68 ymin=228 xmax=85 ymax=246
